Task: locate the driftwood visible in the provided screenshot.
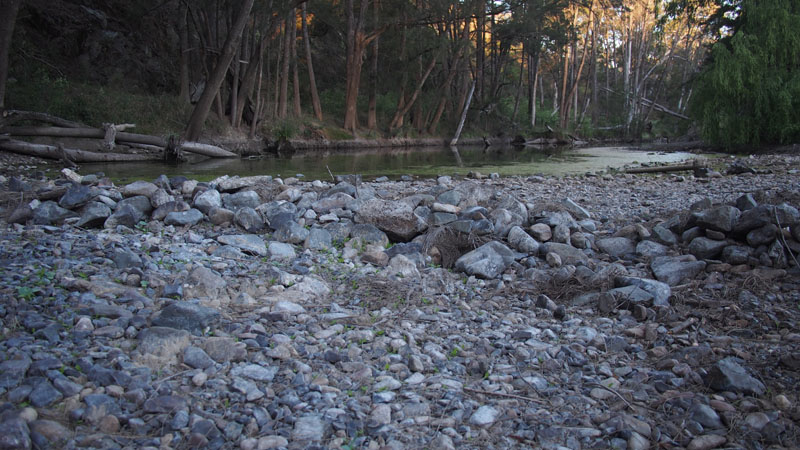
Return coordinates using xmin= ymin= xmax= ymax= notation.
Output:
xmin=0 ymin=139 xmax=160 ymax=162
xmin=1 ymin=109 xmax=85 ymax=128
xmin=625 ymin=159 xmax=705 ymax=174
xmin=0 ymin=126 xmax=238 ymax=158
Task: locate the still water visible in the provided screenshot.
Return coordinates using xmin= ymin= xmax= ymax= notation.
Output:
xmin=81 ymin=145 xmax=703 ymax=183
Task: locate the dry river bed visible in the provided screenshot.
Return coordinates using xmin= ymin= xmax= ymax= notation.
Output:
xmin=0 ymin=153 xmax=799 ymax=450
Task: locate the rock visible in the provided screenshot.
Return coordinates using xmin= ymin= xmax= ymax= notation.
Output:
xmin=292 ymin=414 xmax=329 ymax=441
xmin=201 ymin=337 xmax=247 ymax=363
xmin=706 ymin=357 xmax=766 ymax=395
xmin=231 ymin=364 xmax=278 ymax=382
xmin=59 ymin=184 xmax=94 ymax=209
xmin=469 ymin=405 xmax=500 ymax=426
xmin=164 ymin=208 xmax=204 ymax=226
xmin=273 ymin=221 xmax=310 ymax=244
xmin=652 ymin=223 xmax=678 ymax=245
xmin=385 ymin=254 xmax=420 ymax=279
xmin=304 ymin=227 xmax=332 ymax=250
xmin=29 ymin=420 xmax=70 ymax=445
xmin=182 ymin=346 xmax=215 ymax=369
xmin=693 ymin=205 xmax=741 ymax=232
xmin=150 ymin=188 xmax=172 ymax=208
xmin=234 ymin=207 xmax=265 ymax=232
xmin=143 ymin=395 xmax=187 ymax=414
xmin=687 ymin=237 xmax=728 ymax=260
xmin=507 ymin=226 xmax=540 ymax=254
xmin=223 ymin=190 xmax=261 ymax=210
xmin=369 ymin=404 xmax=392 ymax=426
xmin=152 ymin=302 xmax=221 ymax=334
xmin=691 ymin=403 xmax=723 ymax=429
xmin=268 ymin=241 xmax=296 ymax=261
xmin=687 ymin=434 xmax=727 ymax=450
xmin=193 ymin=189 xmax=222 ymax=214
xmin=651 ymin=255 xmax=707 ymax=286
xmin=104 ymin=203 xmax=143 ymax=229
xmin=217 ymin=234 xmax=267 ymax=256
xmin=33 ymin=201 xmax=78 ymax=225
xmin=722 ymin=245 xmax=751 ymax=265
xmin=135 ymin=327 xmax=191 ymax=369
xmin=597 ymin=237 xmax=636 ymax=258
xmin=746 ymin=223 xmax=778 ymax=247
xmin=29 ymin=381 xmax=62 ymax=408
xmin=122 ymin=180 xmax=158 ymax=198
xmin=211 ymin=175 xmax=273 ymax=191
xmin=491 ymin=208 xmax=525 ymax=238
xmin=350 ymin=224 xmax=390 ymax=247
xmin=355 ymin=198 xmax=428 ymax=241
xmin=529 ymin=223 xmax=552 ymax=241
xmin=0 ymin=356 xmax=31 ymax=389
xmin=615 ymin=277 xmax=671 ymax=307
xmin=112 ymin=247 xmax=142 ymax=269
xmin=76 ymin=202 xmax=112 ymax=228
xmin=540 ymin=242 xmax=589 ymax=266
xmin=636 ymin=240 xmax=668 ymax=258
xmin=0 ymin=418 xmax=31 ymax=450
xmin=207 ymin=206 xmax=235 ymax=225
xmin=152 ymin=200 xmax=190 ymax=221
xmin=562 ymin=197 xmax=591 ymax=220
xmin=455 ymin=241 xmax=515 ymax=279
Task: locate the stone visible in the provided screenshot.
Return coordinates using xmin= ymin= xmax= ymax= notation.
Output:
xmin=112 ymin=247 xmax=142 ymax=269
xmin=491 ymin=208 xmax=525 ymax=238
xmin=706 ymin=357 xmax=765 ymax=395
xmin=268 ymin=241 xmax=296 ymax=261
xmin=234 ymin=207 xmax=265 ymax=232
xmin=597 ymin=237 xmax=636 ymax=258
xmin=469 ymin=405 xmax=500 ymax=426
xmin=33 ymin=201 xmax=78 ymax=225
xmin=143 ymin=395 xmax=187 ymax=414
xmin=615 ymin=277 xmax=671 ymax=307
xmin=540 ymin=242 xmax=589 ymax=266
xmin=223 ymin=190 xmax=261 ymax=210
xmin=292 ymin=414 xmax=329 ymax=441
xmin=29 ymin=381 xmax=63 ymax=408
xmin=152 ymin=302 xmax=221 ymax=334
xmin=304 ymin=227 xmax=332 ymax=250
xmin=693 ymin=205 xmax=741 ymax=232
xmin=122 ymin=180 xmax=158 ymax=198
xmin=312 ymin=192 xmax=355 ymax=214
xmin=369 ymin=404 xmax=392 ymax=426
xmin=104 ymin=203 xmax=142 ymax=228
xmin=688 ymin=237 xmax=728 ymax=260
xmin=529 ymin=223 xmax=552 ymax=241
xmin=193 ymin=189 xmax=222 ymax=214
xmin=746 ymin=223 xmax=779 ymax=247
xmin=165 ymin=208 xmax=204 ymax=226
xmin=385 ymin=254 xmax=420 ymax=279
xmin=29 ymin=420 xmax=70 ymax=445
xmin=691 ymin=403 xmax=723 ymax=429
xmin=201 ymin=337 xmax=248 ymax=363
xmin=217 ymin=234 xmax=267 ymax=256
xmin=231 ymin=364 xmax=278 ymax=382
xmin=722 ymin=245 xmax=751 ymax=265
xmin=207 ymin=206 xmax=235 ymax=225
xmin=636 ymin=240 xmax=668 ymax=258
xmin=273 ymin=221 xmax=310 ymax=244
xmin=561 ymin=197 xmax=591 ymax=220
xmin=0 ymin=418 xmax=31 ymax=450
xmin=652 ymin=224 xmax=678 ymax=245
xmin=183 ymin=346 xmax=215 ymax=369
xmin=135 ymin=327 xmax=191 ymax=369
xmin=735 ymin=193 xmax=758 ymax=211
xmin=59 ymin=183 xmax=93 ymax=209
xmin=507 ymin=226 xmax=540 ymax=254
xmin=76 ymin=202 xmax=112 ymax=228
xmin=152 ymin=200 xmax=190 ymax=221
xmin=150 ymin=188 xmax=172 ymax=208
xmin=455 ymin=241 xmax=516 ymax=279
xmin=687 ymin=434 xmax=727 ymax=450
xmin=350 ymin=223 xmax=390 ymax=247
xmin=552 ymin=224 xmax=571 ymax=244
xmin=355 ymin=198 xmax=428 ymax=241
xmin=651 ymin=255 xmax=707 ymax=286
xmin=0 ymin=356 xmax=31 ymax=389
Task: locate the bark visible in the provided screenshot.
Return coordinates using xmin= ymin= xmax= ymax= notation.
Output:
xmin=185 ymin=0 xmax=255 ymax=141
xmin=450 ymin=80 xmax=475 ymax=146
xmin=0 ymin=0 xmax=22 ymax=109
xmin=302 ymin=2 xmax=322 ymax=121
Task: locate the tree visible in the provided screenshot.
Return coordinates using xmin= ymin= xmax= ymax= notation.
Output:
xmin=690 ymin=0 xmax=800 ymax=148
xmin=0 ymin=0 xmax=22 ymax=109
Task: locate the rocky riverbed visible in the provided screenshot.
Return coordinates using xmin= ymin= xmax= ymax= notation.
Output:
xmin=0 ymin=153 xmax=799 ymax=450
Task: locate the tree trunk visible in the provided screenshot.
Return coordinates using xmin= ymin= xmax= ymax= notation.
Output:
xmin=366 ymin=0 xmax=380 ymax=130
xmin=389 ymin=53 xmax=437 ymax=131
xmin=0 ymin=139 xmax=159 ymax=162
xmin=343 ymin=0 xmax=370 ymax=133
xmin=0 ymin=0 xmax=22 ymax=109
xmin=178 ymin=3 xmax=191 ymax=104
xmin=450 ymin=80 xmax=475 ymax=146
xmin=302 ymin=2 xmax=323 ymax=121
xmin=185 ymin=0 xmax=254 ymax=141
xmin=290 ymin=8 xmax=302 ymax=117
xmin=278 ymin=16 xmax=291 ymax=118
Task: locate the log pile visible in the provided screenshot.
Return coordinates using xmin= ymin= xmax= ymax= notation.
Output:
xmin=0 ymin=110 xmax=238 ymax=164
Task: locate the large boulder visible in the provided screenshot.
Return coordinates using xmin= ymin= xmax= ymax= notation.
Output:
xmin=454 ymin=241 xmax=515 ymax=279
xmin=706 ymin=357 xmax=766 ymax=396
xmin=223 ymin=190 xmax=261 ymax=210
xmin=507 ymin=226 xmax=540 ymax=254
xmin=687 ymin=237 xmax=728 ymax=260
xmin=650 ymin=255 xmax=706 ymax=286
xmin=693 ymin=205 xmax=741 ymax=233
xmin=193 ymin=189 xmax=222 ymax=215
xmin=355 ymin=198 xmax=428 ymax=241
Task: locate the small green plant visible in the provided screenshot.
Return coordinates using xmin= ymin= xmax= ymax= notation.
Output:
xmin=449 ymin=346 xmax=460 ymax=358
xmin=17 ymin=286 xmax=36 ymax=301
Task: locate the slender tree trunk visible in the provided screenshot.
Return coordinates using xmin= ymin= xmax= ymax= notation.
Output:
xmin=367 ymin=0 xmax=380 ymax=130
xmin=249 ymin=51 xmax=264 ymax=138
xmin=451 ymin=80 xmax=476 ymax=146
xmin=302 ymin=2 xmax=322 ymax=121
xmin=529 ymin=52 xmax=540 ymax=128
xmin=428 ymin=17 xmax=469 ymax=134
xmin=590 ymin=15 xmax=598 ymax=125
xmin=389 ymin=53 xmax=437 ymax=131
xmin=178 ymin=3 xmax=191 ymax=104
xmin=278 ymin=16 xmax=291 ymax=118
xmin=230 ymin=40 xmax=241 ymax=126
xmin=343 ymin=0 xmax=370 ymax=132
xmin=476 ymin=4 xmax=485 ymax=103
xmin=185 ymin=0 xmax=254 ymax=141
xmin=291 ymin=8 xmax=302 ymax=117
xmin=511 ymin=47 xmax=524 ymax=123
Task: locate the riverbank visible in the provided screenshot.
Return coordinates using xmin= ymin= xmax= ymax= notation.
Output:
xmin=1 ymin=154 xmax=799 ymax=449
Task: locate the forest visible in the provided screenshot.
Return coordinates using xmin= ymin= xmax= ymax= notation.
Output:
xmin=0 ymin=0 xmax=798 ymax=149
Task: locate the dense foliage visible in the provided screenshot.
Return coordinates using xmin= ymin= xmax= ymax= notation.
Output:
xmin=690 ymin=0 xmax=800 ymax=148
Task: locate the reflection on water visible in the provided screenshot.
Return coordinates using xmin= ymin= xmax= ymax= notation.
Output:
xmin=80 ymin=145 xmax=704 ymax=183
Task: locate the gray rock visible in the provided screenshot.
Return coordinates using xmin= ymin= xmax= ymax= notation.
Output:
xmin=164 ymin=208 xmax=204 ymax=226
xmin=112 ymin=247 xmax=142 ymax=269
xmin=59 ymin=184 xmax=94 ymax=209
xmin=29 ymin=381 xmax=63 ymax=407
xmin=268 ymin=241 xmax=296 ymax=261
xmin=746 ymin=224 xmax=779 ymax=247
xmin=0 ymin=418 xmax=31 ymax=450
xmin=562 ymin=197 xmax=591 ymax=220
xmin=615 ymin=277 xmax=672 ymax=307
xmin=536 ymin=210 xmax=577 ymax=229
xmin=0 ymin=356 xmax=31 ymax=389
xmin=183 ymin=346 xmax=215 ymax=369
xmin=292 ymin=414 xmax=330 ymax=441
xmin=207 ymin=206 xmax=235 ymax=225
xmin=202 ymin=337 xmax=247 ymax=363
xmin=693 ymin=205 xmax=741 ymax=232
xmin=105 ymin=204 xmax=144 ymax=229
xmin=7 ymin=203 xmax=33 ymax=224
xmin=217 ymin=234 xmax=267 ymax=256
xmin=223 ymin=190 xmax=261 ymax=210
xmin=652 ymin=224 xmax=678 ymax=246
xmin=707 ymin=357 xmax=765 ymax=395
xmin=231 ymin=364 xmax=278 ymax=381
xmin=152 ymin=200 xmax=190 ymax=221
xmin=734 ymin=205 xmax=777 ymax=234
xmin=355 ymin=198 xmax=428 ymax=241
xmin=455 ymin=241 xmax=515 ymax=279
xmin=305 ymin=227 xmax=332 ymax=250
xmin=122 ymin=180 xmax=159 ymax=198
xmin=29 ymin=420 xmax=70 ymax=445
xmin=552 ymin=224 xmax=572 ymax=244
xmin=437 ymin=190 xmax=461 ymax=206
xmin=636 ymin=240 xmax=668 ymax=258
xmin=722 ymin=245 xmax=751 ymax=265
xmin=385 ymin=254 xmax=420 ymax=279
xmin=597 ymin=237 xmax=636 ymax=258
xmin=184 ymin=266 xmax=227 ymax=299
xmin=540 ymin=242 xmax=589 ymax=266
xmin=529 ymin=223 xmax=552 ymax=241
xmin=234 ymin=207 xmax=265 ymax=232
xmin=76 ymin=202 xmax=112 ymax=228
xmin=491 ymin=208 xmax=525 ymax=238
xmin=312 ymin=192 xmax=355 ymax=214
xmin=150 ymin=188 xmax=172 ymax=208
xmin=687 ymin=237 xmax=728 ymax=259
xmin=691 ymin=404 xmax=723 ymax=429
xmin=117 ymin=195 xmax=154 ymax=216
xmin=469 ymin=405 xmax=500 ymax=426
xmin=33 ymin=201 xmax=78 ymax=225
xmin=507 ymin=226 xmax=540 ymax=254
xmin=323 ymin=181 xmax=357 ymax=198
xmin=430 ymin=212 xmax=457 ymax=226
xmin=274 ymin=221 xmax=310 ymax=244
xmin=348 ymin=223 xmax=387 ymax=247
xmin=651 ymin=255 xmax=707 ymax=286
xmin=153 ymin=302 xmax=220 ymax=334
xmin=735 ymin=193 xmax=758 ymax=211
xmin=136 ymin=327 xmax=191 ymax=368
xmin=143 ymin=395 xmax=187 ymax=413
xmin=193 ymin=189 xmax=222 ymax=214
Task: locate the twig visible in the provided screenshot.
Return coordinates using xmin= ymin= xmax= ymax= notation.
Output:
xmin=326 ymin=165 xmax=335 ymax=183
xmin=463 ymin=386 xmax=547 ymax=404
xmin=774 ymin=208 xmax=800 ymax=269
xmin=586 ymin=382 xmax=634 ymax=410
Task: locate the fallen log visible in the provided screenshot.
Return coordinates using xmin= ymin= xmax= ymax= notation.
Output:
xmin=625 ymin=159 xmax=705 ymax=174
xmin=0 ymin=126 xmax=238 ymax=158
xmin=0 ymin=139 xmax=159 ymax=162
xmin=1 ymin=109 xmax=85 ymax=128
